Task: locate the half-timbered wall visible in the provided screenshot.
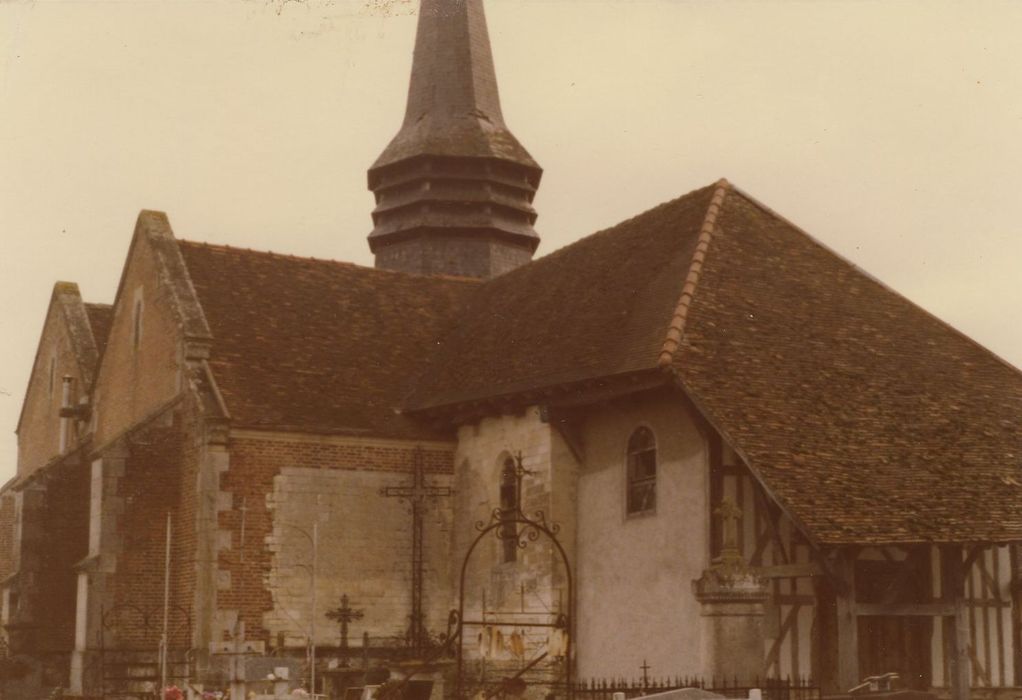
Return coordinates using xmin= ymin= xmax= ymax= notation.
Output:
xmin=716 ymin=450 xmax=1018 ymax=690
xmin=933 ymin=545 xmax=1015 ymax=689
xmin=715 ymin=445 xmax=815 ymax=680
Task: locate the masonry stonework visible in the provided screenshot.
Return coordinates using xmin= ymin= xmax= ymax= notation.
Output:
xmin=265 ymin=466 xmax=452 ymax=647
xmin=92 ymin=235 xmax=186 ymax=449
xmin=453 ymin=406 xmax=578 ymax=685
xmin=17 ymin=288 xmax=92 ymax=478
xmin=221 ymin=434 xmax=455 ymax=648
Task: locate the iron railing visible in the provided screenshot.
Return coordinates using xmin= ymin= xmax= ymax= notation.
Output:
xmin=570 ymin=675 xmax=820 ymax=700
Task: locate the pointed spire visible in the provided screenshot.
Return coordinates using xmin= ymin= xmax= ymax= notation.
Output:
xmin=373 ymin=0 xmax=536 ymax=169
xmin=367 ymin=0 xmax=542 ymax=279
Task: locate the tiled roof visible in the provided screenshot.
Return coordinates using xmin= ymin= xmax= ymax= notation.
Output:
xmin=84 ymin=303 xmax=113 ymax=363
xmin=409 ymin=180 xmax=1022 ymax=544
xmin=670 ymin=186 xmax=1022 ymax=545
xmin=177 ymin=242 xmax=477 ymax=440
xmin=406 ymin=184 xmax=718 ymax=408
xmin=174 ymin=179 xmax=1022 ymax=544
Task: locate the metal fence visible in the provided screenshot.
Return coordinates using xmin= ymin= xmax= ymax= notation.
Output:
xmin=570 ymin=675 xmax=820 ymax=700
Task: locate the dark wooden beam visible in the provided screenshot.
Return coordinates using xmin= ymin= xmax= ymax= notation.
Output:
xmin=942 ymin=544 xmax=971 ymax=700
xmin=545 ymin=372 xmax=668 ymax=409
xmin=835 ymin=548 xmax=860 ymax=693
xmin=963 ymin=545 xmax=985 ymax=575
xmin=1011 ymin=545 xmax=1022 ymax=686
xmin=754 ymin=563 xmax=822 ymax=579
xmin=856 ymin=602 xmax=955 ymax=617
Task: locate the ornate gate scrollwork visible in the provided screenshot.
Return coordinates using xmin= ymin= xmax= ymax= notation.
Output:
xmin=455 ymin=452 xmax=574 ymax=700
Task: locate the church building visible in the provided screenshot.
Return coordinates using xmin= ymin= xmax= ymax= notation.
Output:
xmin=2 ymin=1 xmax=1022 ymax=699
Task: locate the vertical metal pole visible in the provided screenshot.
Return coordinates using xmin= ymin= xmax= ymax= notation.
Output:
xmin=161 ymin=512 xmax=172 ymax=697
xmin=311 ymin=521 xmax=318 ymax=696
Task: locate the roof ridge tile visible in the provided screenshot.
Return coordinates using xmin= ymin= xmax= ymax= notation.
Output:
xmin=177 ymin=239 xmax=482 ymax=284
xmin=657 ymin=178 xmax=731 ymax=367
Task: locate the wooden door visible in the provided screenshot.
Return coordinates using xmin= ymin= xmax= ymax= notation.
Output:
xmin=856 ymin=556 xmax=933 ymax=690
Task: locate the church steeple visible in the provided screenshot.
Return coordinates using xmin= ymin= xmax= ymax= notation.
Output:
xmin=367 ymin=0 xmax=542 ymax=279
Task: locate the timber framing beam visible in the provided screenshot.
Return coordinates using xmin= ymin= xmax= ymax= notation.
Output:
xmin=942 ymin=544 xmax=972 ymax=700
xmin=834 ymin=547 xmax=860 ymax=694
xmin=856 ymin=602 xmax=955 ymax=617
xmin=753 ymin=563 xmax=821 ymax=579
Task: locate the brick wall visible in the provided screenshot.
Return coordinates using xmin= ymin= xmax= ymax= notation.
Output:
xmin=105 ymin=419 xmax=191 ymax=649
xmin=219 ymin=433 xmax=455 ymax=647
xmin=35 ymin=456 xmax=90 ymax=653
xmin=0 ymin=488 xmax=15 ymax=587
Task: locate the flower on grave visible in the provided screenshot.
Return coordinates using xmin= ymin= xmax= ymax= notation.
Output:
xmin=164 ymin=686 xmax=184 ymax=700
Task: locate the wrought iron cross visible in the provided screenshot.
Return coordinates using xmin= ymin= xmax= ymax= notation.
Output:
xmin=326 ymin=594 xmax=364 ymax=666
xmin=379 ymin=447 xmax=452 ymax=651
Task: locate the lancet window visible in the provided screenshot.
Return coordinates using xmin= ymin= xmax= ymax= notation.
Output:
xmin=626 ymin=427 xmax=657 ymax=515
xmin=499 ymin=456 xmax=518 ymax=563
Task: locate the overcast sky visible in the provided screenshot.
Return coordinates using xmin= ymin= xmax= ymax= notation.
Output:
xmin=1 ymin=0 xmax=1020 ymax=483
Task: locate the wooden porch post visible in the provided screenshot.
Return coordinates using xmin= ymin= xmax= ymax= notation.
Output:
xmin=941 ymin=544 xmax=971 ymax=700
xmin=835 ymin=548 xmax=860 ymax=693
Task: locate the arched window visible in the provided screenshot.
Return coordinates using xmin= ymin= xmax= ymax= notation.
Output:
xmin=626 ymin=427 xmax=657 ymax=515
xmin=132 ymin=299 xmax=143 ymax=351
xmin=499 ymin=456 xmax=518 ymax=563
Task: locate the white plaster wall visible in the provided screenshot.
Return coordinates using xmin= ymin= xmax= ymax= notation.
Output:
xmin=575 ymin=390 xmax=709 ymax=681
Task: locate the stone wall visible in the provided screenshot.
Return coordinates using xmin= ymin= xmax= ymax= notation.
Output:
xmin=17 ymin=290 xmax=91 ymax=478
xmin=264 ymin=467 xmax=452 ymax=647
xmin=91 ymin=234 xmax=185 ymax=449
xmin=452 ymin=407 xmax=578 ymax=685
xmin=221 ymin=433 xmax=455 ymax=648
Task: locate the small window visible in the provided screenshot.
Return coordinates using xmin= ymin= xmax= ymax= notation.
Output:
xmin=132 ymin=299 xmax=143 ymax=351
xmin=499 ymin=457 xmax=519 ymax=563
xmin=49 ymin=357 xmax=56 ymax=398
xmin=626 ymin=427 xmax=657 ymax=515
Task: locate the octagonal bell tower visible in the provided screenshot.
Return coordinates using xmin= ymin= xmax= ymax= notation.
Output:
xmin=367 ymin=0 xmax=542 ymax=279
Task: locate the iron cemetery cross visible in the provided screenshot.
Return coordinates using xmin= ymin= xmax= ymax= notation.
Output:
xmin=379 ymin=447 xmax=452 ymax=651
xmin=326 ymin=594 xmax=364 ymax=666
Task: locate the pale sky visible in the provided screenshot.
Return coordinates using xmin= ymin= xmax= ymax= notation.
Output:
xmin=1 ymin=0 xmax=1020 ymax=484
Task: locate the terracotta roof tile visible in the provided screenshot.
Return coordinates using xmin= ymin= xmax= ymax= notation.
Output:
xmin=673 ymin=188 xmax=1022 ymax=545
xmin=177 ymin=242 xmax=476 ymax=440
xmin=406 ymin=184 xmax=718 ymax=408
